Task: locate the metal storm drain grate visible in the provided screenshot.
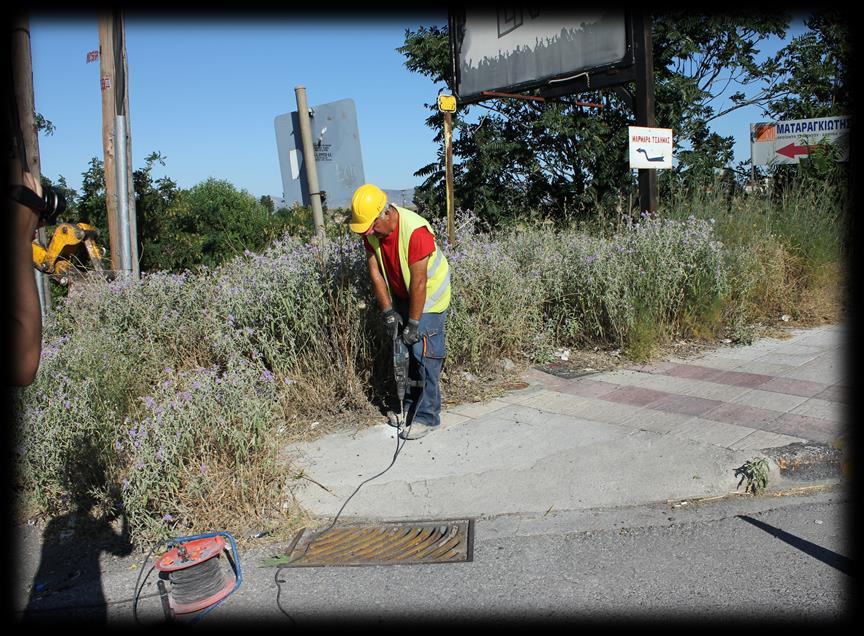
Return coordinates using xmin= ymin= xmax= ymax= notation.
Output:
xmin=269 ymin=519 xmax=474 ymax=567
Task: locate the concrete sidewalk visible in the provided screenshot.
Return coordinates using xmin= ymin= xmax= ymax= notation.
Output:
xmin=284 ymin=323 xmax=848 ymax=523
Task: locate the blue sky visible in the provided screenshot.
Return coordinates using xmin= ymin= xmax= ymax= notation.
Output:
xmin=29 ymin=13 xmax=809 ymax=200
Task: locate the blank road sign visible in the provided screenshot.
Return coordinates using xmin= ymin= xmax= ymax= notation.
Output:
xmin=274 ymin=98 xmax=365 ymax=209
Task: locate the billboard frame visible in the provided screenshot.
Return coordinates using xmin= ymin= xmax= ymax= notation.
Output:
xmin=447 ymin=10 xmax=657 ymax=213
xmin=448 ymin=10 xmax=636 ymax=105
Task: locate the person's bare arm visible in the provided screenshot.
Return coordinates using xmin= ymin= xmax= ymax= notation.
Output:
xmin=407 ymin=256 xmax=429 ymax=322
xmin=367 ymin=251 xmax=392 ymax=311
xmin=9 ymin=171 xmax=43 ymax=386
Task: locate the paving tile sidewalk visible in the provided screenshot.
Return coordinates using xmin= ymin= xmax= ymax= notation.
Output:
xmin=284 ymin=324 xmax=848 ymax=522
xmin=528 ymin=323 xmax=848 ymax=447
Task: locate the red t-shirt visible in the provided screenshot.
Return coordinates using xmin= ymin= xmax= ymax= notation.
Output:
xmin=363 ymin=220 xmax=436 ymax=299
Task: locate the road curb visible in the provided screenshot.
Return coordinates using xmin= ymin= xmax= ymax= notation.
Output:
xmin=762 ymin=441 xmax=846 ymax=484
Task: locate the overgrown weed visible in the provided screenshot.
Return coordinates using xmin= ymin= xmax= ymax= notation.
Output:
xmin=15 ymin=179 xmax=845 ymax=545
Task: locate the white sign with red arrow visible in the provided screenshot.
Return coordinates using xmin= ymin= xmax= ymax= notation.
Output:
xmin=750 ymin=115 xmax=850 ymax=166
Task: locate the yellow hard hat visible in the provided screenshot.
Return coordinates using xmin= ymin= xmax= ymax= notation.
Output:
xmin=350 ymin=184 xmax=388 ymax=234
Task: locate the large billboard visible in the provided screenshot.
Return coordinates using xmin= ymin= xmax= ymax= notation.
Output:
xmin=274 ymin=98 xmax=365 ymax=209
xmin=450 ymin=10 xmax=631 ymax=104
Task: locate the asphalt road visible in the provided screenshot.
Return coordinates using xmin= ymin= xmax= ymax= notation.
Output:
xmin=234 ymin=487 xmax=853 ymax=625
xmin=16 ymin=485 xmax=851 ymax=626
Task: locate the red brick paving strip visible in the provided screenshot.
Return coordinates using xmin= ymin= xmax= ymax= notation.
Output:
xmin=708 ymin=370 xmax=774 ymax=387
xmin=602 ymin=386 xmax=668 ymax=407
xmin=700 ymin=402 xmax=781 ymax=427
xmin=542 ymin=363 xmax=842 ymax=443
xmin=646 ymin=394 xmax=725 ymax=417
xmin=813 ymin=385 xmax=848 ymax=403
xmin=757 ymin=376 xmax=832 ymax=398
xmin=650 ymin=363 xmax=833 ymax=397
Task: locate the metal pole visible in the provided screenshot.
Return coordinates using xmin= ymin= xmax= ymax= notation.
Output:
xmin=444 ymin=111 xmax=455 ymax=244
xmin=115 ymin=115 xmax=132 ymax=273
xmin=294 ymin=86 xmax=326 ymax=242
xmin=114 ymin=11 xmax=139 ymax=278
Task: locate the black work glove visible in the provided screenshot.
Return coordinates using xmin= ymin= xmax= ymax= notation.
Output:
xmin=402 ymin=319 xmax=421 ymax=347
xmin=382 ymin=308 xmax=403 ymax=340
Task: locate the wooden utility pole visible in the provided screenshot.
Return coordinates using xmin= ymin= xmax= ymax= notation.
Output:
xmin=438 ymin=94 xmax=457 ymax=244
xmin=98 ymin=10 xmax=139 ymax=276
xmin=11 ymin=12 xmax=51 ymax=314
xmin=633 ymin=11 xmax=658 ymax=214
xmin=444 ymin=111 xmax=455 ymax=244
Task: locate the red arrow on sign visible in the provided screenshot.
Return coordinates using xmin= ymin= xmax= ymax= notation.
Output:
xmin=776 ymin=142 xmax=823 ymax=159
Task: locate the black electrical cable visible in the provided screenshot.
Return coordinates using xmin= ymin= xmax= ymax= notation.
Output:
xmin=132 ymin=540 xmax=167 ymax=625
xmin=14 ymin=591 xmax=163 ymax=615
xmin=274 ymin=407 xmax=416 ymax=621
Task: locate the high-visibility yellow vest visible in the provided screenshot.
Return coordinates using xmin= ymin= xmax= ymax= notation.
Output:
xmin=367 ymin=206 xmax=451 ymax=313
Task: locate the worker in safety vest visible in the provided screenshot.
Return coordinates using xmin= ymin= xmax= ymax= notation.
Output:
xmin=349 ymin=183 xmax=451 ymax=440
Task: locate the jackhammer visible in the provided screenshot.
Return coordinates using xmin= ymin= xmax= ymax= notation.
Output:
xmin=393 ymin=325 xmax=423 ymax=429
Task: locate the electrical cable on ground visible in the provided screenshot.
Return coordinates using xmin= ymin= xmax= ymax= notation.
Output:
xmin=16 ymin=591 xmax=162 ymax=616
xmin=132 ymin=540 xmax=166 ymax=624
xmin=274 ymin=404 xmax=416 ymax=621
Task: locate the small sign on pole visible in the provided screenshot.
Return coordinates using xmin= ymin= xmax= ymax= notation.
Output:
xmin=628 ymin=126 xmax=673 ymax=169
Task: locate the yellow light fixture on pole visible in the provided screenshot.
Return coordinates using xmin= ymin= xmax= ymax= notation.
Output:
xmin=438 ymin=94 xmax=456 ymax=244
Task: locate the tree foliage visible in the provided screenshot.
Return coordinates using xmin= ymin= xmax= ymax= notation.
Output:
xmin=56 ymin=153 xmax=289 ymax=273
xmin=144 ymin=177 xmax=282 ymax=271
xmin=766 ymin=11 xmax=849 ymax=121
xmin=134 ymin=152 xmax=180 ymax=271
xmin=763 ymin=11 xmax=850 ymax=192
xmin=398 ymin=13 xmax=848 ymax=226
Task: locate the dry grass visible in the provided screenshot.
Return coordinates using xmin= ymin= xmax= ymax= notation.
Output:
xmin=790 ymin=262 xmax=847 ymax=326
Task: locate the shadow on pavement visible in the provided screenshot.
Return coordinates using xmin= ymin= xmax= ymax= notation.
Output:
xmin=737 ymin=514 xmax=853 ymax=577
xmin=19 ymin=497 xmax=133 ymax=624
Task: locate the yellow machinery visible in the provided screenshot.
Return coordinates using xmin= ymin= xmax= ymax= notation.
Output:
xmin=32 ymin=222 xmax=107 ymax=285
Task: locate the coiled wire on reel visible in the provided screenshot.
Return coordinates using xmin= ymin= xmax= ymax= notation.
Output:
xmin=154 ymin=531 xmax=242 ymax=623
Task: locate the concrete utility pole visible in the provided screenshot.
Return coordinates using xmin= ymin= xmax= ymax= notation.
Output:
xmin=11 ymin=12 xmax=51 ymax=315
xmin=294 ymin=85 xmax=326 ymax=242
xmin=98 ymin=10 xmax=139 ymax=277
